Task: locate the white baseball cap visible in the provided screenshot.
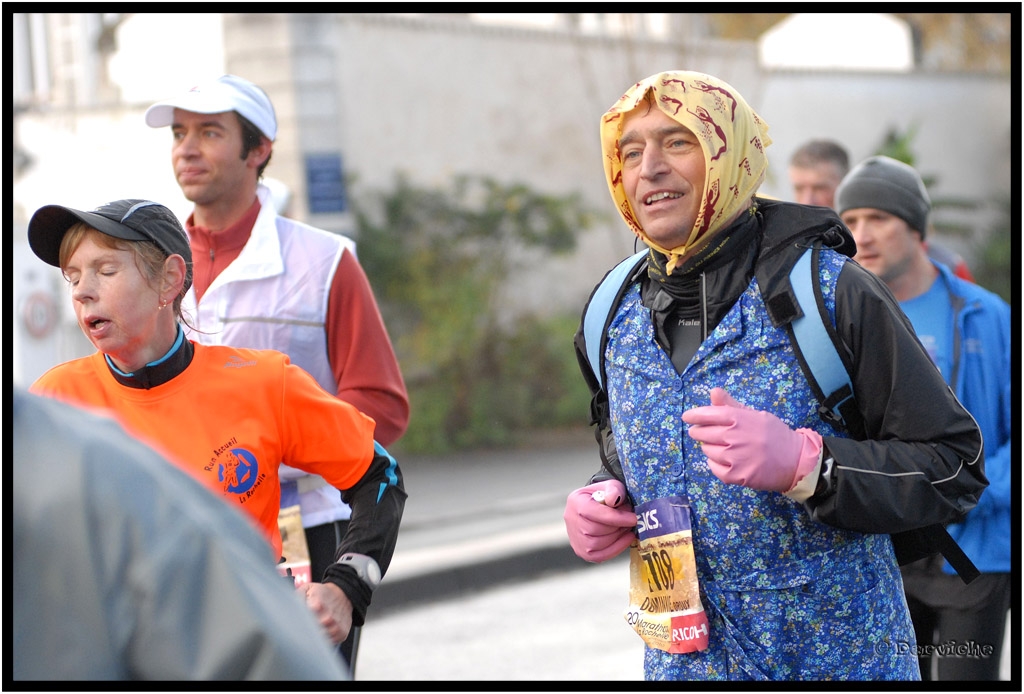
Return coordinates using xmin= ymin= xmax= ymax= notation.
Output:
xmin=145 ymin=74 xmax=277 ymax=141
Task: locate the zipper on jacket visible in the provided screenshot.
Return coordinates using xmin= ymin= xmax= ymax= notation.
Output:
xmin=700 ymin=271 xmax=708 ymax=341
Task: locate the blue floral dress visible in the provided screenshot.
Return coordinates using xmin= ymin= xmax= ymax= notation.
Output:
xmin=605 ymin=250 xmax=919 ymax=681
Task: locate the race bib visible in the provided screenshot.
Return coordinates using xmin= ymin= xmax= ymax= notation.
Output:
xmin=277 ymin=503 xmax=312 ymax=586
xmin=625 ymin=496 xmax=709 ymax=653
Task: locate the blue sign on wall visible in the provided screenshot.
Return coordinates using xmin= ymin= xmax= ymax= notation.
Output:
xmin=305 ymin=153 xmax=348 ymax=214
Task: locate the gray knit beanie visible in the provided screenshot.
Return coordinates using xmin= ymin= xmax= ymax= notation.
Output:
xmin=835 ymin=155 xmax=931 ymax=237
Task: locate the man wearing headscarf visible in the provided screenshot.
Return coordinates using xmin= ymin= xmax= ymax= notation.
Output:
xmin=563 ymin=71 xmax=986 ymax=681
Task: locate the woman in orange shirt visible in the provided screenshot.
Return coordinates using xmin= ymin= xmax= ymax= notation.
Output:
xmin=28 ymin=199 xmax=405 ymax=648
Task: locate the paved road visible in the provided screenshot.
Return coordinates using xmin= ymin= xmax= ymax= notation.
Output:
xmin=358 ymin=569 xmax=1007 ymax=687
xmin=358 ymin=557 xmax=643 ymax=681
xmin=360 ymin=563 xmax=1012 ymax=683
xmin=372 ymin=428 xmax=601 ymax=608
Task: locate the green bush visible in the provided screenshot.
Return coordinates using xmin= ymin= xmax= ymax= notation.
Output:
xmin=396 ymin=314 xmax=594 ymax=454
xmin=351 ymin=173 xmax=602 ymax=454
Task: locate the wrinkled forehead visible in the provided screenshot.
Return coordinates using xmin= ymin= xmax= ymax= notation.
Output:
xmin=603 ymin=71 xmax=771 ymax=169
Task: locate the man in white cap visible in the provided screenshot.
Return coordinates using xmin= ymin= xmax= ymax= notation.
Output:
xmin=836 ymin=155 xmax=1011 ymax=681
xmin=146 ymin=74 xmax=409 ymax=673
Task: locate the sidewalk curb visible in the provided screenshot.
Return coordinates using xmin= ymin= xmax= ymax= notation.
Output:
xmin=371 ymin=543 xmax=589 ymax=617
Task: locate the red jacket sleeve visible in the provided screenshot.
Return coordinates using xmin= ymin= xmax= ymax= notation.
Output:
xmin=325 ymin=248 xmax=410 ymax=446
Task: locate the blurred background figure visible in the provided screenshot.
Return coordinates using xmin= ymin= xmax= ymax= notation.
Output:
xmin=836 ymin=156 xmax=1011 ymax=681
xmin=788 ymin=138 xmax=849 ymax=209
xmin=924 ymin=238 xmax=975 ymax=282
xmin=788 ymin=137 xmax=975 ymax=281
xmin=13 ymin=388 xmax=350 ymax=681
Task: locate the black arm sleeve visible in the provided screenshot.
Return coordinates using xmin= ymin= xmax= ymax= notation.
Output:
xmin=322 ymin=447 xmax=407 ymax=626
xmin=806 ymin=261 xmax=987 ymax=533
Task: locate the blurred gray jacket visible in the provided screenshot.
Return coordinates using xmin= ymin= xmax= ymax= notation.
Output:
xmin=13 ymin=388 xmax=349 ymax=681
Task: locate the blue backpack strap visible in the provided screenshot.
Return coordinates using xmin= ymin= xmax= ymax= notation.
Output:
xmin=790 ymin=250 xmax=979 ymax=582
xmin=582 ymin=250 xmax=648 ymax=390
xmin=788 ymin=246 xmax=856 ymax=429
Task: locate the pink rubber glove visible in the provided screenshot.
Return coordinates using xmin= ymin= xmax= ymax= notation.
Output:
xmin=682 ymin=387 xmax=822 ymax=493
xmin=563 ymin=480 xmax=636 ymax=563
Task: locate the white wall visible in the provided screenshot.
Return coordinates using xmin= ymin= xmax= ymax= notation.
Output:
xmin=11 ymin=13 xmax=1012 ymax=384
xmin=282 ymin=14 xmax=765 ymax=316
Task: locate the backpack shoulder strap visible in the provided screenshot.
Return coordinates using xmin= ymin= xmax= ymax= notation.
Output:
xmin=581 ymin=250 xmax=648 ymax=391
xmin=781 ymin=245 xmax=979 ymax=583
xmin=759 ymin=241 xmax=858 ymax=431
xmin=787 ymin=245 xmax=857 ymax=430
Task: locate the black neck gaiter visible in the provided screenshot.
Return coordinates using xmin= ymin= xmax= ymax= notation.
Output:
xmin=643 ymin=206 xmax=762 ymax=373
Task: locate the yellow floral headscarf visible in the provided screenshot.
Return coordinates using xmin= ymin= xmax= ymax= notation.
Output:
xmin=600 ymin=70 xmax=772 ymax=274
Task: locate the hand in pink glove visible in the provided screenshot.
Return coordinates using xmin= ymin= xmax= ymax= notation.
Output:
xmin=563 ymin=479 xmax=636 ymax=563
xmin=682 ymin=387 xmax=822 ymax=493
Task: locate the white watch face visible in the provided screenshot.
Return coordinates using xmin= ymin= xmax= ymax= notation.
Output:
xmin=342 ymin=554 xmax=381 ymax=589
xmin=366 ymin=560 xmax=382 ymax=586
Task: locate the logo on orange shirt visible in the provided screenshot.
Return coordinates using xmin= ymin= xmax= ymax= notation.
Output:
xmin=219 ymin=448 xmax=260 ymax=495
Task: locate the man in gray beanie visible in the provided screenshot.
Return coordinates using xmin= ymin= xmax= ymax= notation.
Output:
xmin=837 ymin=156 xmax=1011 ymax=682
xmin=833 ymin=154 xmax=975 ymax=281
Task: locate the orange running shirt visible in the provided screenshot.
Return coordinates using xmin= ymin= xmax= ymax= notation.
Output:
xmin=30 ymin=343 xmax=376 ymax=559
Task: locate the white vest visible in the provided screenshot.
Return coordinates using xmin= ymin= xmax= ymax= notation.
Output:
xmin=182 ymin=184 xmax=355 ymax=394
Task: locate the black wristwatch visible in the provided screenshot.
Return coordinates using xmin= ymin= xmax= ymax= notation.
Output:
xmin=814 ymin=452 xmax=836 ymax=498
xmin=336 ymin=553 xmax=382 ymax=591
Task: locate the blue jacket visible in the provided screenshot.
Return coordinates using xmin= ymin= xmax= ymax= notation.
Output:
xmin=930 ymin=261 xmax=1012 ymax=574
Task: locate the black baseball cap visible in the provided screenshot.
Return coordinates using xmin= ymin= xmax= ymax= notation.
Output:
xmin=28 ymin=199 xmax=192 ymax=290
